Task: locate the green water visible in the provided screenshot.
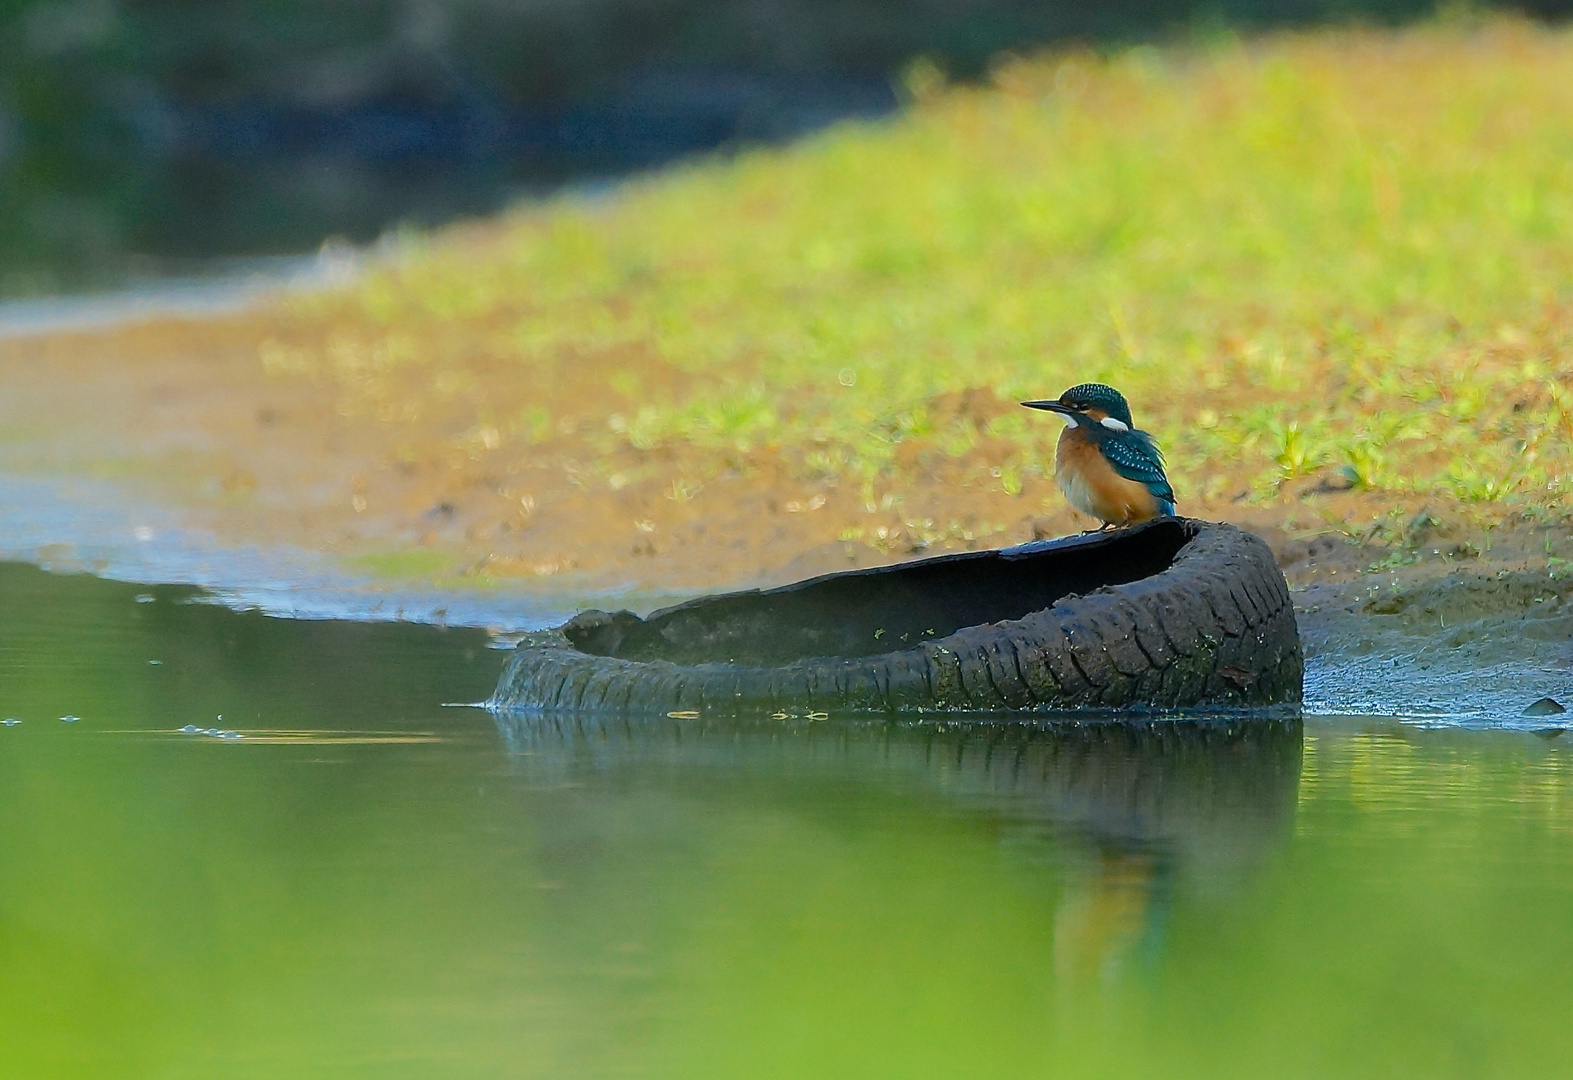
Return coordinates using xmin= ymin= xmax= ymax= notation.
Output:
xmin=2 ymin=562 xmax=1571 ymax=1079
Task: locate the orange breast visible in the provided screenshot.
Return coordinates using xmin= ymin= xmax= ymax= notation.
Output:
xmin=1055 ymin=427 xmax=1164 ymax=525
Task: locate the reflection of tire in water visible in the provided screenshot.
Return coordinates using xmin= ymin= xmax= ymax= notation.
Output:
xmin=492 ymin=711 xmax=1302 ymax=976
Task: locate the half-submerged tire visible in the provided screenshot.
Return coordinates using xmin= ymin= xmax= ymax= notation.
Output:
xmin=491 ymin=518 xmax=1302 ymax=715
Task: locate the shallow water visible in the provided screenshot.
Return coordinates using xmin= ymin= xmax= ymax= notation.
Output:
xmin=0 ymin=473 xmax=587 ymax=631
xmin=3 ymin=562 xmax=1572 ymax=1079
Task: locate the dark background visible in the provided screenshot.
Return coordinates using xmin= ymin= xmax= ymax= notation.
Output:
xmin=1 ymin=0 xmax=1566 ymax=293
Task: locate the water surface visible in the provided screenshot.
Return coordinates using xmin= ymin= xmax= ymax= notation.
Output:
xmin=1 ymin=562 xmax=1569 ymax=1078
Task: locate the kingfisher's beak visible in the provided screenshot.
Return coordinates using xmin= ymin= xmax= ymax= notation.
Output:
xmin=1021 ymin=400 xmax=1074 ymax=415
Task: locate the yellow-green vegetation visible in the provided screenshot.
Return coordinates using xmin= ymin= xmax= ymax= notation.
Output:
xmin=266 ymin=17 xmax=1573 ymax=543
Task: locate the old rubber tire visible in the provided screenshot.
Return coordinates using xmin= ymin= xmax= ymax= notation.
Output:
xmin=490 ymin=519 xmax=1302 ymax=714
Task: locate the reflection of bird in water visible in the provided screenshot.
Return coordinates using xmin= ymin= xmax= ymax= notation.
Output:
xmin=1021 ymin=383 xmax=1175 ymax=529
xmin=1053 ymin=847 xmax=1171 ymax=986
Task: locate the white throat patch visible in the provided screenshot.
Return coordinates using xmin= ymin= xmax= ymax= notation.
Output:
xmin=1099 ymin=416 xmax=1130 ymax=432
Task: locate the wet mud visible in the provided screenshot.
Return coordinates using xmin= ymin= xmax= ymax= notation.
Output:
xmin=1291 ymin=543 xmax=1573 ymax=724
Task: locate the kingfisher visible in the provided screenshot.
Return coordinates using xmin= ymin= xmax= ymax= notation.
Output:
xmin=1021 ymin=383 xmax=1175 ymax=528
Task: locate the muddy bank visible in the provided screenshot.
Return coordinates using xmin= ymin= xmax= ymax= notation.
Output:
xmin=0 ymin=306 xmax=1569 ymax=721
xmin=1275 ymin=529 xmax=1573 ymax=723
xmin=1 ymin=306 xmax=1557 ymax=600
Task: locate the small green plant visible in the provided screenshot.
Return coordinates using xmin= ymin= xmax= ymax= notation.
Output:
xmin=1272 ymin=421 xmax=1328 ymax=482
xmin=1340 ymin=440 xmax=1386 ymax=489
xmin=1366 ymin=550 xmax=1420 ymax=573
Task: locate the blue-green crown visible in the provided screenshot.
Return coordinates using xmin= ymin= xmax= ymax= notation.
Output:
xmin=1059 ymin=383 xmax=1133 ymax=427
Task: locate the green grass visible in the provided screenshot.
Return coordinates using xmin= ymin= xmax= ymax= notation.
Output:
xmin=266 ymin=15 xmax=1573 ymax=533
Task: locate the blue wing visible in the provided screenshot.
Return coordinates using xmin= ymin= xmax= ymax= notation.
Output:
xmin=1100 ymin=429 xmax=1176 ymax=510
